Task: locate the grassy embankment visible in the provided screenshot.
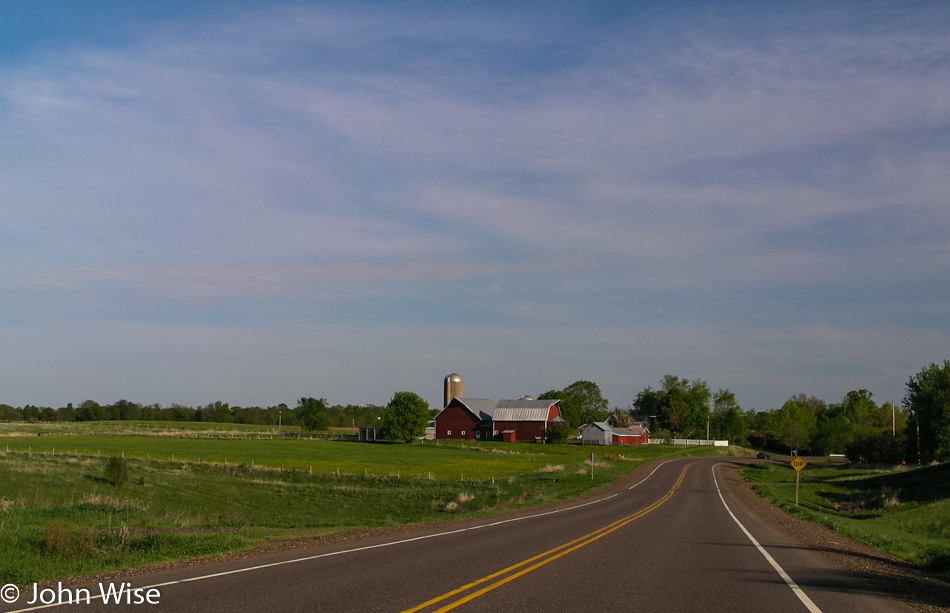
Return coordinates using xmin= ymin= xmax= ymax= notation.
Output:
xmin=741 ymin=460 xmax=950 ymax=576
xmin=0 ymin=424 xmax=740 ymax=585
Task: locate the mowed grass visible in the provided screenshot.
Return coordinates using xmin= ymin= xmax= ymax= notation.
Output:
xmin=0 ymin=433 xmax=732 ymax=585
xmin=741 ymin=461 xmax=950 ymax=576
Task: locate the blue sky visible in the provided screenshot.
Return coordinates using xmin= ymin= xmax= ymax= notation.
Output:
xmin=2 ymin=1 xmax=948 ymax=413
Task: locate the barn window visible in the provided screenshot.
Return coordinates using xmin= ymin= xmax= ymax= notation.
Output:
xmin=461 ymin=431 xmax=466 ymax=435
xmin=447 ymin=430 xmax=452 ymax=435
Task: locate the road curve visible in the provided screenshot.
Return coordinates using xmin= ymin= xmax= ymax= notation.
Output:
xmin=2 ymin=458 xmax=912 ymax=613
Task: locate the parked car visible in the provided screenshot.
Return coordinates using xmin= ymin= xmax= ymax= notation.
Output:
xmin=756 ymin=451 xmax=771 ymax=459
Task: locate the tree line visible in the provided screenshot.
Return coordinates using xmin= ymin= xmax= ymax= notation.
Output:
xmin=540 ymin=361 xmax=950 ymax=464
xmin=0 ymin=398 xmax=391 ymax=430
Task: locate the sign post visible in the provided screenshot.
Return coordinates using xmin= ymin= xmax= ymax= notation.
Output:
xmin=589 ymin=453 xmax=597 ymax=480
xmin=790 ymin=456 xmax=807 ymax=506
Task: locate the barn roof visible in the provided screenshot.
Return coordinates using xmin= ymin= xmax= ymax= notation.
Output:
xmin=449 ymin=398 xmax=559 ymax=422
xmin=612 ymin=426 xmax=647 ymax=437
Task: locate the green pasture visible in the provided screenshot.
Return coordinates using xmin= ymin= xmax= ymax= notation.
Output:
xmin=0 ymin=420 xmax=299 ymax=438
xmin=741 ymin=460 xmax=950 ymax=576
xmin=4 ymin=435 xmax=640 ymax=479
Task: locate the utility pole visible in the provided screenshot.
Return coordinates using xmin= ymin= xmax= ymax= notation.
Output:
xmin=917 ymin=415 xmax=921 ymax=467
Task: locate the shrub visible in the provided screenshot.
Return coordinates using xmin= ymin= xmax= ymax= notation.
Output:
xmin=45 ymin=520 xmax=96 ymax=557
xmin=104 ymin=455 xmax=129 ymax=486
xmin=542 ymin=421 xmax=572 ymax=444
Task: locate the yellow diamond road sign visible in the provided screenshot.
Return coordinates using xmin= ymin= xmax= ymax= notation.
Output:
xmin=791 ymin=457 xmax=807 ymax=472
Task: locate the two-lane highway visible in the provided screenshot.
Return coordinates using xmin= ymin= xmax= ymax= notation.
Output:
xmin=3 ymin=458 xmax=911 ymax=612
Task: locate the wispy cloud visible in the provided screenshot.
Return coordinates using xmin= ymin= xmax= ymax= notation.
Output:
xmin=1 ymin=1 xmax=947 ymax=410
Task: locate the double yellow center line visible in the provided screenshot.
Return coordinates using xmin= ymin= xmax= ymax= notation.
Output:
xmin=404 ymin=463 xmax=692 ymax=612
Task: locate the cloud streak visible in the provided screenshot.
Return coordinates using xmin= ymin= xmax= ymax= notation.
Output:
xmin=1 ymin=1 xmax=948 ymax=411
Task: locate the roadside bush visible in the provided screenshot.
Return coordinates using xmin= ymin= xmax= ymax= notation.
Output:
xmin=104 ymin=455 xmax=129 ymax=486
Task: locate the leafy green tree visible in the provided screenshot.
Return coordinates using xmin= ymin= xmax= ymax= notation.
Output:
xmin=712 ymin=406 xmax=748 ymax=445
xmin=0 ymin=404 xmax=22 ymax=421
xmin=661 ymin=375 xmax=711 ymax=412
xmin=539 ymin=380 xmax=608 ymax=427
xmin=633 ymin=387 xmax=662 ymax=418
xmin=904 ymin=360 xmax=950 ymax=463
xmin=811 ymin=413 xmax=854 ymax=456
xmin=636 ymin=375 xmax=712 ymax=438
xmin=203 ymin=401 xmax=232 ymax=424
xmin=381 ymin=391 xmax=429 ymax=443
xmin=57 ymin=404 xmax=77 ymax=422
xmin=710 ymin=389 xmax=746 ymax=444
xmin=296 ymin=397 xmax=331 ymax=432
xmin=77 ymin=400 xmax=105 ymax=422
xmin=107 ymin=399 xmax=143 ymax=421
xmin=768 ymin=397 xmax=819 ymax=453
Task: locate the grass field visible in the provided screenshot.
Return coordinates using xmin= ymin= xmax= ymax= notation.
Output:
xmin=0 ymin=427 xmax=739 ymax=585
xmin=741 ymin=460 xmax=950 ymax=577
xmin=0 ymin=420 xmax=301 ymax=438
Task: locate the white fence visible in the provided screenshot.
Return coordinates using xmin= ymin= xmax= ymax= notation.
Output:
xmin=667 ymin=439 xmax=729 ymax=447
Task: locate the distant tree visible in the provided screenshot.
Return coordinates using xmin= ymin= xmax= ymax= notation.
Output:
xmin=203 ymin=401 xmax=232 ymax=424
xmin=540 ymin=380 xmax=608 ymax=427
xmin=609 ymin=408 xmax=633 ymax=428
xmin=381 ymin=391 xmax=429 ymax=443
xmin=661 ymin=375 xmax=711 ymax=412
xmin=296 ymin=397 xmax=331 ymax=432
xmin=636 ymin=375 xmax=711 ymax=438
xmin=57 ymin=404 xmax=77 ymax=422
xmin=712 ymin=406 xmax=748 ymax=445
xmin=710 ymin=389 xmax=746 ymax=444
xmin=768 ymin=397 xmax=819 ymax=453
xmin=0 ymin=404 xmax=22 ymax=421
xmin=633 ymin=387 xmax=663 ymax=418
xmin=810 ymin=413 xmax=854 ymax=456
xmin=77 ymin=400 xmax=105 ymax=422
xmin=107 ymin=399 xmax=143 ymax=421
xmin=904 ymin=360 xmax=950 ymax=463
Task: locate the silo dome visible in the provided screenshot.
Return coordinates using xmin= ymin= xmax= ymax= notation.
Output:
xmin=520 ymin=395 xmax=535 ymax=401
xmin=444 ymin=373 xmax=463 ymax=408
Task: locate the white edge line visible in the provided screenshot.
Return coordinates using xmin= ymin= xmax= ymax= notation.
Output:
xmin=7 ymin=460 xmax=677 ymax=613
xmin=711 ymin=463 xmax=823 ymax=613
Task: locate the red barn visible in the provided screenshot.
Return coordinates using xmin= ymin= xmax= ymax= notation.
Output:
xmin=434 ymin=398 xmax=562 ymax=443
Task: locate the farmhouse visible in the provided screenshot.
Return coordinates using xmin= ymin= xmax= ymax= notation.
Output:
xmin=580 ymin=422 xmax=650 ymax=446
xmin=434 ymin=397 xmax=563 ymax=443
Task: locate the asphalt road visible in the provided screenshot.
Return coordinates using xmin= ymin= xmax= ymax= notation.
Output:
xmin=3 ymin=458 xmax=912 ymax=613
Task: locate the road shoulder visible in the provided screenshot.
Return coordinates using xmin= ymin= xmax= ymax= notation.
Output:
xmin=717 ymin=460 xmax=950 ymax=613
